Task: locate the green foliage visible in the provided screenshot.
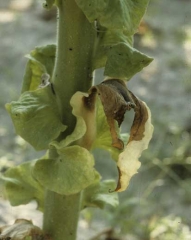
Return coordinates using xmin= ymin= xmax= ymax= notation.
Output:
xmin=82 ymin=179 xmax=118 ymax=209
xmin=6 ymin=85 xmax=66 ymax=151
xmin=75 ymin=0 xmax=149 ymax=34
xmin=104 ymin=43 xmax=153 ymax=79
xmin=2 ymin=160 xmax=44 ymax=211
xmin=22 ymin=44 xmax=56 ymax=92
xmin=33 ymin=146 xmax=96 ymax=195
xmin=76 ymin=0 xmax=153 ymax=79
xmin=3 ymin=2 xmax=154 ymax=237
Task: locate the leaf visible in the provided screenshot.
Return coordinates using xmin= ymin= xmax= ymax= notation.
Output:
xmin=115 ymin=92 xmax=154 ymax=192
xmin=104 ymin=43 xmax=153 ymax=80
xmin=22 ymin=44 xmax=56 ymax=93
xmin=2 ymin=160 xmax=45 ymax=211
xmin=52 ymin=91 xmax=97 ymax=150
xmin=92 ymin=79 xmax=136 ymax=150
xmin=81 ymin=179 xmax=119 ymax=209
xmin=92 ymin=97 xmax=121 ymax=161
xmin=75 ymin=0 xmax=150 ymax=34
xmin=76 ymin=0 xmax=153 ymax=77
xmin=33 ymin=145 xmax=96 ymax=195
xmin=76 ymin=79 xmax=153 ymax=192
xmin=93 ymin=30 xmax=133 ymax=70
xmin=52 ymin=90 xmax=120 ymax=160
xmin=6 ymin=85 xmax=66 ymax=150
xmin=0 ymin=219 xmax=51 ymax=240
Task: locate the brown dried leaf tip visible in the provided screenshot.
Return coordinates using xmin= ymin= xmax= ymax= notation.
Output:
xmin=115 ymin=91 xmax=154 ymax=192
xmin=0 ymin=219 xmax=52 ymax=240
xmin=91 ymin=79 xmax=136 ymax=150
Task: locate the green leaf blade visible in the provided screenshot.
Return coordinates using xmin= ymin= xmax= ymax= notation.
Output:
xmin=6 ymin=86 xmax=66 ymax=150
xmin=82 ymin=180 xmax=119 ymax=209
xmin=76 ymin=0 xmax=150 ymax=34
xmin=2 ymin=160 xmax=45 ymax=211
xmin=33 ymin=145 xmax=97 ymax=195
xmin=104 ymin=43 xmax=153 ymax=80
xmin=22 ymin=44 xmax=56 ymax=93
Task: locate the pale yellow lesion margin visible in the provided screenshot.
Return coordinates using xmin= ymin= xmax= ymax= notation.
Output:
xmin=116 ymin=102 xmax=154 ymax=192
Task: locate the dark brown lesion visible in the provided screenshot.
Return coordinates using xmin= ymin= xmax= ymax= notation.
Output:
xmin=101 ymin=79 xmax=136 ymax=108
xmin=128 ymin=91 xmax=148 ymax=142
xmin=95 ymin=79 xmax=135 ymax=150
xmin=82 ymin=87 xmax=97 ymax=111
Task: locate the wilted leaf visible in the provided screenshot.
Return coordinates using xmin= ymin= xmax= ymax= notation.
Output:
xmin=0 ymin=219 xmax=51 ymax=240
xmin=22 ymin=44 xmax=56 ymax=93
xmin=73 ymin=79 xmax=153 ymax=192
xmin=33 ymin=145 xmax=96 ymax=195
xmin=52 ymin=91 xmax=97 ymax=150
xmin=92 ymin=97 xmax=121 ymax=161
xmin=2 ymin=160 xmax=45 ymax=211
xmin=82 ymin=179 xmax=119 ymax=209
xmin=91 ymin=79 xmax=136 ymax=150
xmin=115 ymin=92 xmax=154 ymax=192
xmin=6 ymin=85 xmax=66 ymax=151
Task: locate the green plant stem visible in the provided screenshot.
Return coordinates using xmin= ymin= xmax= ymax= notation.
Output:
xmin=43 ymin=191 xmax=81 ymax=240
xmin=53 ymin=0 xmax=95 ymax=134
xmin=43 ymin=0 xmax=95 ymax=239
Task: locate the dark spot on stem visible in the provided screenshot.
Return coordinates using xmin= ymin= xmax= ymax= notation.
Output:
xmin=51 ymin=83 xmax=55 ymax=95
xmin=69 ymin=48 xmax=73 ymax=51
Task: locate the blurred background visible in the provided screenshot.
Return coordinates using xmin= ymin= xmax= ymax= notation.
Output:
xmin=0 ymin=0 xmax=191 ymax=239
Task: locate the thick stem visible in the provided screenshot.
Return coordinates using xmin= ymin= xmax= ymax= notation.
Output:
xmin=43 ymin=0 xmax=95 ymax=239
xmin=43 ymin=191 xmax=81 ymax=240
xmin=53 ymin=0 xmax=95 ymax=134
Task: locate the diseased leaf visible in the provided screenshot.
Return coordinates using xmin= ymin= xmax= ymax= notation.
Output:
xmin=6 ymin=85 xmax=66 ymax=150
xmin=115 ymin=92 xmax=154 ymax=192
xmin=0 ymin=219 xmax=51 ymax=240
xmin=82 ymin=179 xmax=118 ymax=209
xmin=92 ymin=97 xmax=121 ymax=161
xmin=92 ymin=79 xmax=135 ymax=150
xmin=22 ymin=44 xmax=56 ymax=93
xmin=52 ymin=91 xmax=97 ymax=150
xmin=2 ymin=160 xmax=45 ymax=211
xmin=74 ymin=79 xmax=153 ymax=192
xmin=75 ymin=0 xmax=150 ymax=34
xmin=33 ymin=146 xmax=96 ymax=195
